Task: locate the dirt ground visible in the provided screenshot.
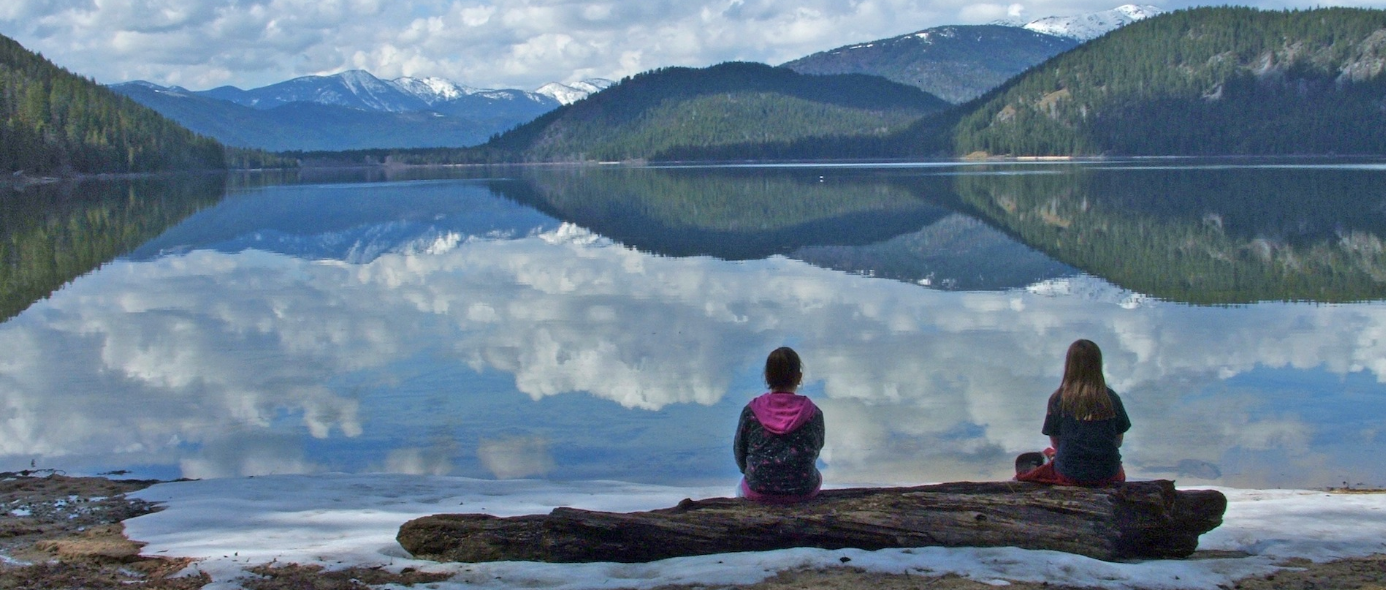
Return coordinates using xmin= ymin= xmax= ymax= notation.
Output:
xmin=0 ymin=472 xmax=1381 ymax=590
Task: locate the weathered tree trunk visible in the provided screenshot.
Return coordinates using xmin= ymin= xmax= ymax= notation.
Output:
xmin=397 ymin=480 xmax=1225 ymax=564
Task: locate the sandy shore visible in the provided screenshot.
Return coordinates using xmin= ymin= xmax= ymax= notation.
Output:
xmin=0 ymin=473 xmax=1381 ymax=590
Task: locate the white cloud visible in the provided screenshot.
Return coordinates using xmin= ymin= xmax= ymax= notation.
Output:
xmin=5 ymin=0 xmax=1358 ymax=91
xmin=476 ymin=436 xmax=557 ymax=479
xmin=384 ymin=445 xmax=457 ymax=475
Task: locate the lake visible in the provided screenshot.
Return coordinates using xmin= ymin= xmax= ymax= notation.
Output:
xmin=3 ymin=158 xmax=1386 ymax=489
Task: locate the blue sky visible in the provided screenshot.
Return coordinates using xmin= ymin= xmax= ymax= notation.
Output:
xmin=1 ymin=0 xmax=1382 ymax=92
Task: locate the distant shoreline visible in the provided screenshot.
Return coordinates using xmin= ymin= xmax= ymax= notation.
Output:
xmin=9 ymin=153 xmax=1386 ymax=190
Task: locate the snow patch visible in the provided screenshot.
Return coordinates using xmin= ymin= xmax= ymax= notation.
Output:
xmin=1025 ymin=275 xmax=1152 ymax=309
xmin=539 ymin=223 xmax=607 ymax=247
xmin=123 ymin=476 xmax=1386 ymax=590
xmin=535 ymin=79 xmax=614 ymax=105
xmin=1023 ymin=4 xmax=1163 ymax=41
xmin=392 ymin=76 xmax=476 ymax=105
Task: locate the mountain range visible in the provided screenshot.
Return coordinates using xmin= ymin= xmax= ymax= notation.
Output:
xmin=461 ymin=6 xmax=1386 ymax=163
xmin=108 ymin=5 xmax=1153 ymax=153
xmin=26 ymin=2 xmax=1371 ymax=165
xmin=110 ymin=72 xmax=612 ymax=152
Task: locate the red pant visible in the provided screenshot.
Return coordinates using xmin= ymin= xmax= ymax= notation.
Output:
xmin=1016 ymin=461 xmax=1126 ymax=486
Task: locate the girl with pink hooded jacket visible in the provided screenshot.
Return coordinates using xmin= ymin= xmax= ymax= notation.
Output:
xmin=733 ymin=347 xmax=825 ymax=502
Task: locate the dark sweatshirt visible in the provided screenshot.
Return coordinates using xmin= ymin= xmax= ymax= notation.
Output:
xmin=733 ymin=391 xmax=825 ymax=498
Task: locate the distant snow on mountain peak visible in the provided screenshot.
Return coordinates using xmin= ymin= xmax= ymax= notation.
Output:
xmin=200 ymin=69 xmax=428 ymax=112
xmin=392 ymin=76 xmax=476 ymax=105
xmin=318 ymin=70 xmax=425 ymax=112
xmin=1023 ymin=4 xmax=1164 ymax=41
xmin=535 ymin=79 xmax=614 ymax=105
xmin=911 ymin=27 xmax=958 ymax=43
xmin=113 ymin=80 xmax=193 ymax=97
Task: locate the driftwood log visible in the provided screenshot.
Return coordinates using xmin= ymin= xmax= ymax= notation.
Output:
xmin=397 ymin=480 xmax=1225 ymax=564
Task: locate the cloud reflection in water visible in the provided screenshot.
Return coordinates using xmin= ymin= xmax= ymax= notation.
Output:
xmin=1 ymin=222 xmax=1385 ymax=488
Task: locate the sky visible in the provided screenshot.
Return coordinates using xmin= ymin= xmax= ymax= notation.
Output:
xmin=1 ymin=0 xmax=1379 ymax=92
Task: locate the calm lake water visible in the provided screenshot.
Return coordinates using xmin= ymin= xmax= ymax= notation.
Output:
xmin=4 ymin=159 xmax=1386 ymax=489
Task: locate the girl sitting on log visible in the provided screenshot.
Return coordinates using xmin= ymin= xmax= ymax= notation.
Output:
xmin=1016 ymin=339 xmax=1130 ymax=486
xmin=734 ymin=346 xmax=825 ymax=503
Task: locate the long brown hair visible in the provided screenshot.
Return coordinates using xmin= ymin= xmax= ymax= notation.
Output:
xmin=1049 ymin=339 xmax=1114 ymax=421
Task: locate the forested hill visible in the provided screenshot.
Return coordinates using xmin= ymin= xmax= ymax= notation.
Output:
xmin=945 ymin=7 xmax=1386 ymax=156
xmin=0 ymin=33 xmax=226 ymax=174
xmin=782 ymin=25 xmax=1078 ymax=104
xmin=481 ymin=61 xmax=950 ymax=162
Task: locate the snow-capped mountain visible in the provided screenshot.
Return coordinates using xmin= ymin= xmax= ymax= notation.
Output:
xmin=782 ymin=25 xmax=1077 ymax=103
xmin=1023 ymin=4 xmax=1164 ymax=41
xmin=535 ymin=79 xmax=615 ymax=105
xmin=201 ymin=70 xmax=429 ymax=112
xmin=191 ymin=70 xmax=608 ymax=114
xmin=110 ymin=72 xmax=565 ymax=151
xmin=111 ymin=69 xmax=616 ymax=151
xmin=392 ymin=76 xmax=597 ymax=107
xmin=781 ymin=4 xmax=1162 ymax=103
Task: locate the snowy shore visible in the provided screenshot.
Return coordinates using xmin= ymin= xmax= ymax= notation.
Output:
xmin=121 ymin=475 xmax=1386 ymax=590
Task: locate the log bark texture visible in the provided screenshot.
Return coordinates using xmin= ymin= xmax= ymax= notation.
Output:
xmin=397 ymin=480 xmax=1225 ymax=564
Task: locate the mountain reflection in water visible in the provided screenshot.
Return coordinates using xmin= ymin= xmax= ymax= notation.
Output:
xmin=1 ymin=160 xmax=1384 ymax=490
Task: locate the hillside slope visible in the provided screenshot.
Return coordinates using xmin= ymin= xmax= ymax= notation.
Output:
xmin=0 ymin=34 xmax=224 ymax=174
xmin=948 ymin=7 xmax=1386 ymax=156
xmin=484 ymin=62 xmax=950 ymax=162
xmin=782 ymin=25 xmax=1078 ymax=104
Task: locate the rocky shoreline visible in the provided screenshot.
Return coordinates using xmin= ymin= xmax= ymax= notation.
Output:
xmin=0 ymin=473 xmax=446 ymax=589
xmin=0 ymin=472 xmax=1381 ymax=590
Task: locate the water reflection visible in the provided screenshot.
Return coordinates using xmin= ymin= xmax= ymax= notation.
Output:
xmin=498 ymin=165 xmax=1079 ymax=289
xmin=130 ymin=178 xmax=558 ymax=262
xmin=2 ymin=162 xmax=1386 ymax=490
xmin=0 ymin=175 xmax=225 ymax=322
xmin=949 ymin=160 xmax=1386 ymax=303
xmin=491 ymin=166 xmax=953 ymax=260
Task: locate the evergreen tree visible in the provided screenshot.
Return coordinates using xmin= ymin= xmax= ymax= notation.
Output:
xmin=0 ymin=33 xmax=228 ymax=174
xmin=944 ymin=7 xmax=1386 ymax=156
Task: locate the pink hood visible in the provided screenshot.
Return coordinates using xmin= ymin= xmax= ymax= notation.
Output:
xmin=749 ymin=392 xmax=819 ymax=435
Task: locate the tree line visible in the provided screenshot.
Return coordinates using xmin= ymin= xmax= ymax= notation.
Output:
xmin=946 ymin=7 xmax=1386 ymax=156
xmin=0 ymin=33 xmax=293 ymax=175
